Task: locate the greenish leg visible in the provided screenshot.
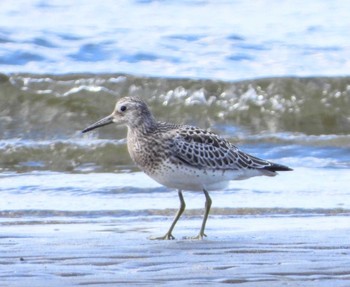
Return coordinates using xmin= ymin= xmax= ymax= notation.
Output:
xmin=191 ymin=188 xmax=212 ymax=240
xmin=150 ymin=190 xmax=185 ymax=240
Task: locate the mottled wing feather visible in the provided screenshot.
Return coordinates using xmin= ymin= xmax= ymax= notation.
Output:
xmin=171 ymin=126 xmax=272 ymax=170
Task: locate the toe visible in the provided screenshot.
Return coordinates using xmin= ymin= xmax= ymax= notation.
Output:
xmin=149 ymin=233 xmax=175 ymax=240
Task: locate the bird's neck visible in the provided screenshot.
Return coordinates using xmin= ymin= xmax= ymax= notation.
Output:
xmin=127 ymin=116 xmax=158 ymax=136
xmin=126 ymin=119 xmax=159 ymax=169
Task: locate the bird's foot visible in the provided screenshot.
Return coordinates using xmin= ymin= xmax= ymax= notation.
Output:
xmin=149 ymin=232 xmax=175 ymax=240
xmin=184 ymin=233 xmax=207 ymax=240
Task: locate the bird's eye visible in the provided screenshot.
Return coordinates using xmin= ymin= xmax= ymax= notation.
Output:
xmin=120 ymin=105 xmax=127 ymax=112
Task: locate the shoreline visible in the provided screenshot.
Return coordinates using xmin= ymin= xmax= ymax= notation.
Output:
xmin=1 ymin=216 xmax=349 ymax=287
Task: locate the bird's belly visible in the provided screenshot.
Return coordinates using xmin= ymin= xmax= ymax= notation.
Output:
xmin=144 ymin=162 xmax=252 ymax=191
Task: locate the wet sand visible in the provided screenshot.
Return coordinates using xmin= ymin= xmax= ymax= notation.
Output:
xmin=1 ymin=216 xmax=349 ymax=287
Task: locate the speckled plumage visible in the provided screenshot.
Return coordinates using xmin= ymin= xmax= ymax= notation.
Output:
xmin=82 ymin=96 xmax=292 ymax=240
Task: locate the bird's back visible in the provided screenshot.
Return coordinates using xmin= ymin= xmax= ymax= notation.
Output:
xmin=126 ymin=121 xmax=291 ymax=191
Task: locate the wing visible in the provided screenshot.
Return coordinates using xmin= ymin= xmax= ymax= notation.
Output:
xmin=171 ymin=126 xmax=274 ymax=171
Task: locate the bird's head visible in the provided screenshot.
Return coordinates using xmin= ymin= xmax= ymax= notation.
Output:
xmin=82 ymin=97 xmax=155 ymax=133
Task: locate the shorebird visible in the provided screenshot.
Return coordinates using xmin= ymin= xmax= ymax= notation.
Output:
xmin=82 ymin=97 xmax=292 ymax=240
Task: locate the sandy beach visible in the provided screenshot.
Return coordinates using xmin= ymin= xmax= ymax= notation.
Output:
xmin=1 ymin=214 xmax=349 ymax=287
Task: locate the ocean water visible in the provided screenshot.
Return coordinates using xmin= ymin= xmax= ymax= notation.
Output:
xmin=1 ymin=0 xmax=350 ymax=79
xmin=1 ymin=73 xmax=349 ymax=227
xmin=1 ymin=1 xmax=350 ymax=286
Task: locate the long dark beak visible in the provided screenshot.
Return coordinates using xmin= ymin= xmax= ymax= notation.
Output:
xmin=82 ymin=114 xmax=114 ymax=133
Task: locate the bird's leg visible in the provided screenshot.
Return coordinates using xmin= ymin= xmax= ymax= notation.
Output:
xmin=191 ymin=188 xmax=212 ymax=240
xmin=150 ymin=190 xmax=185 ymax=240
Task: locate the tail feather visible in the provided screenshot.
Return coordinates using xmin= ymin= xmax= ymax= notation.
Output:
xmin=263 ymin=163 xmax=293 ymax=172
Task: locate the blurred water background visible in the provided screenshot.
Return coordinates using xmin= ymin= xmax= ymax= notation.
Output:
xmin=0 ymin=1 xmax=350 ymax=285
xmin=1 ymin=0 xmax=350 ymax=79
